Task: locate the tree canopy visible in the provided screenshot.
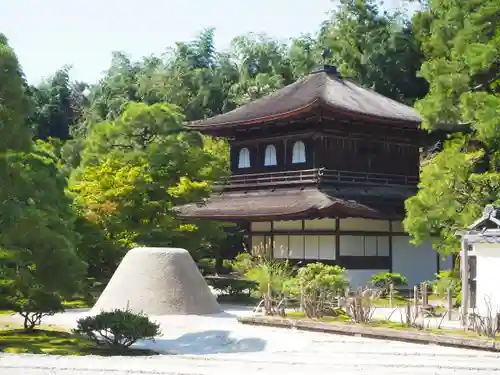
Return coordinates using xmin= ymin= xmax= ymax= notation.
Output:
xmin=1 ymin=0 xmax=498 ymax=293
xmin=0 ymin=36 xmax=85 ymax=303
xmin=404 ymin=0 xmax=500 ymax=254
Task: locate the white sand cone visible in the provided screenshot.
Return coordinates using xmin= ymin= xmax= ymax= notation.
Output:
xmin=92 ymin=247 xmax=221 ymax=315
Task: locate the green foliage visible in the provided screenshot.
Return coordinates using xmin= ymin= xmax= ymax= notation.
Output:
xmin=2 ymin=1 xmax=464 ymax=301
xmin=74 ymin=309 xmax=161 ymax=349
xmin=70 ymin=102 xmax=228 ymax=271
xmin=230 ymin=252 xmax=256 ymax=276
xmin=404 ymin=140 xmax=498 ymax=254
xmin=293 ymin=263 xmax=349 ymax=319
xmin=430 ymin=269 xmax=461 ymax=298
xmin=7 ymin=287 xmax=64 ymax=330
xmin=282 ymin=277 xmax=301 ymax=299
xmin=0 ymin=141 xmax=86 ymax=296
xmin=370 ymin=272 xmax=408 ymax=295
xmin=205 ymin=277 xmax=257 ymax=296
xmin=0 ymin=34 xmax=32 ymax=152
xmin=0 ymin=34 xmax=85 ymax=317
xmin=197 ymin=258 xmax=216 ymax=275
xmin=245 ymin=260 xmax=293 ymax=298
xmin=405 ymin=0 xmax=500 ymax=253
xmin=320 ymin=0 xmax=428 ymax=105
xmin=0 ymin=328 xmax=157 ymax=356
xmin=197 ymin=258 xmax=234 ymax=276
xmin=0 ymin=279 xmax=14 ymax=309
xmin=30 ymin=66 xmax=87 ymax=140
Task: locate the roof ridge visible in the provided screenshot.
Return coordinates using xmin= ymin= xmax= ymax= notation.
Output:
xmin=188 ymin=70 xmax=422 ymax=131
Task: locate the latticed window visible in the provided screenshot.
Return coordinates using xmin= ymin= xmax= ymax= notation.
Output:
xmin=292 ymin=140 xmax=306 ymax=163
xmin=264 ymin=144 xmax=277 ymax=166
xmin=238 ymin=147 xmax=251 ymax=168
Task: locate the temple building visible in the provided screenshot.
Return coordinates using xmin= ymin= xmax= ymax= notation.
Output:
xmin=175 ymin=65 xmax=452 ymax=287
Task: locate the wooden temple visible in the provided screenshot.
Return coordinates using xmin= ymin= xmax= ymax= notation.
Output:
xmin=175 ymin=65 xmax=452 ymax=287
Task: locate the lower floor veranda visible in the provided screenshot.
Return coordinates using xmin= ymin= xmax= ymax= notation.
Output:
xmin=247 ymin=217 xmax=452 ymax=287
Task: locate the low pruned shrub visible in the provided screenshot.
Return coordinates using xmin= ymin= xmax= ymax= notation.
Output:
xmin=74 ymin=309 xmax=161 ymax=349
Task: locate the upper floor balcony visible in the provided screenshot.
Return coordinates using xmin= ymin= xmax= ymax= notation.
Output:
xmin=213 ymin=168 xmax=419 ymax=191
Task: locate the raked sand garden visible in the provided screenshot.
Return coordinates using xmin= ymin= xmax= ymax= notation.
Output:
xmin=2 ymin=248 xmax=500 ymax=374
xmin=2 ymin=304 xmax=500 ymax=375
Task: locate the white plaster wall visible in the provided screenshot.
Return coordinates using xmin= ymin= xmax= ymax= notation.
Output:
xmin=474 ymin=243 xmax=500 ymax=317
xmin=274 ymin=220 xmax=302 ymax=230
xmin=391 ymin=220 xmax=405 ymax=233
xmin=347 ymin=269 xmax=389 ymax=288
xmin=251 ymin=222 xmax=271 ymax=231
xmin=304 ymin=219 xmax=336 ymax=230
xmin=339 ymin=218 xmax=389 ymax=232
xmin=392 ymin=236 xmax=437 ymax=287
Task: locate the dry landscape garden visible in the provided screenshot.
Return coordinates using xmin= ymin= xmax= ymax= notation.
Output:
xmin=1 ymin=0 xmax=500 ymax=373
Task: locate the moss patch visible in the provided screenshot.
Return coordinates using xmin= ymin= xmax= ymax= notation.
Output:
xmin=286 ymin=311 xmax=350 ymax=322
xmin=0 ymin=297 xmax=92 ymax=317
xmin=282 ymin=312 xmax=500 ymax=342
xmin=372 ymin=296 xmax=409 ymax=307
xmin=62 ymin=299 xmax=92 ymax=309
xmin=0 ymin=325 xmax=158 ymax=356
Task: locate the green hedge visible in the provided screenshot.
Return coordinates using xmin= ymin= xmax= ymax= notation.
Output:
xmin=205 ymin=276 xmax=257 ymax=296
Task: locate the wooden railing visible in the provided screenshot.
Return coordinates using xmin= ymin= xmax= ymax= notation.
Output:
xmin=320 ymin=169 xmax=418 ymax=186
xmin=214 ymin=168 xmax=418 ymax=190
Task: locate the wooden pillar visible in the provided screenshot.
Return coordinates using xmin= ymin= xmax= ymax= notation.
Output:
xmin=335 ymin=217 xmax=340 ymax=262
xmin=447 ymin=287 xmax=453 ymax=321
xmin=460 ymin=237 xmax=469 ymax=326
xmin=388 ymin=219 xmax=393 ymax=272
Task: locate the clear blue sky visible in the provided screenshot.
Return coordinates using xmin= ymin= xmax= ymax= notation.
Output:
xmin=1 ymin=0 xmax=411 ymax=85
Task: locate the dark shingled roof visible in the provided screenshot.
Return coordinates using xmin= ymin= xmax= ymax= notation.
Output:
xmin=174 ymin=187 xmax=408 ymax=221
xmin=188 ymin=66 xmax=422 ymax=130
xmin=464 ymin=230 xmax=500 ymax=244
xmin=468 ymin=205 xmax=500 ymax=230
xmin=462 ymin=205 xmax=500 ymax=244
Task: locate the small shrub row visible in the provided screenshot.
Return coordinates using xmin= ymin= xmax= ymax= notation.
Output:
xmin=205 ymin=276 xmax=257 ymax=296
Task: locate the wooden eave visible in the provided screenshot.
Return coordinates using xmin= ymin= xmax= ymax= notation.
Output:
xmin=173 ymin=187 xmax=408 ymax=222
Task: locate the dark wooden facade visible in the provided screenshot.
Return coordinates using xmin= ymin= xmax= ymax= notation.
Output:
xmin=176 ymin=65 xmax=423 ymax=221
xmin=227 ymin=116 xmax=419 ymax=180
xmin=174 ymin=65 xmax=431 ymax=278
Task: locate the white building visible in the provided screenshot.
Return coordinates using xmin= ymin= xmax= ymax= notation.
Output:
xmin=461 ymin=205 xmax=500 ymax=318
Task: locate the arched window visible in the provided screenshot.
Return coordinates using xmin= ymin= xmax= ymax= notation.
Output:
xmin=238 ymin=147 xmax=251 ymax=168
xmin=264 ymin=144 xmax=277 ymax=166
xmin=292 ymin=141 xmax=306 ymax=164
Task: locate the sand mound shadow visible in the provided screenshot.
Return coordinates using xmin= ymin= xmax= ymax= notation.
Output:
xmin=142 ymin=330 xmax=266 ymax=355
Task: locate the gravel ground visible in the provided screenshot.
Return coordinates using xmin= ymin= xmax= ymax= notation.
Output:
xmin=1 ymin=306 xmax=500 ymax=374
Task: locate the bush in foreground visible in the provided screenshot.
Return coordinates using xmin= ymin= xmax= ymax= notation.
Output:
xmin=74 ymin=309 xmax=161 ymax=349
xmin=431 ymin=269 xmax=461 ymax=297
xmin=370 ymin=272 xmax=408 ymax=296
xmin=7 ymin=287 xmax=65 ymax=330
xmin=284 ymin=263 xmax=349 ymax=319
